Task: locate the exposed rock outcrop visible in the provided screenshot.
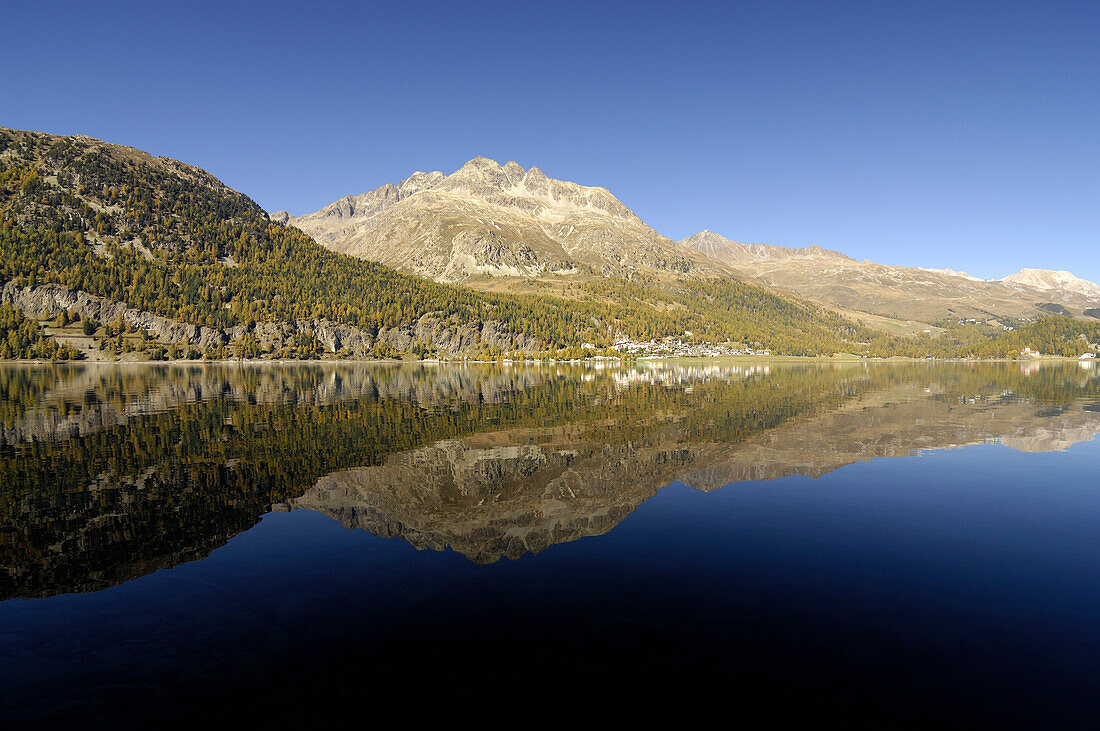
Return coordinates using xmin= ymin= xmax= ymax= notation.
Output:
xmin=2 ymin=281 xmax=231 ymax=350
xmin=1 ymin=281 xmax=542 ymax=358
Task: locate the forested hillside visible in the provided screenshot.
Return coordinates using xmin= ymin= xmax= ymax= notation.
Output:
xmin=0 ymin=303 xmax=80 ymax=360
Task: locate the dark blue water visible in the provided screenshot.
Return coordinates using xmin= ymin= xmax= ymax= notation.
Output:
xmin=1 ymin=363 xmax=1098 ymax=726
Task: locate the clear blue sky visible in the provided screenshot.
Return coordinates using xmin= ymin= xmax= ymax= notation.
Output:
xmin=3 ymin=0 xmax=1097 ymax=282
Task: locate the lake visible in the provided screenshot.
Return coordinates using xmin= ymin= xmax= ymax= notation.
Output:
xmin=1 ymin=361 xmax=1098 ymax=726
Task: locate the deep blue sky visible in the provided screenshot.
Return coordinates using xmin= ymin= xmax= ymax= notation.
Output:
xmin=3 ymin=1 xmax=1097 ymax=282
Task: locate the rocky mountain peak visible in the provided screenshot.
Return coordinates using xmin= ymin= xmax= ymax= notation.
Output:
xmin=454 ymin=155 xmax=503 ymax=177
xmin=445 ymin=156 xmax=517 ymax=193
xmin=281 ymin=156 xmax=719 ymax=283
xmin=398 ymin=170 xmax=445 ymax=196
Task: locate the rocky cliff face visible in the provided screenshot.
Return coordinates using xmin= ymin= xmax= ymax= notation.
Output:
xmin=1 ymin=281 xmax=540 ymax=359
xmin=282 ymin=157 xmax=725 ymax=283
xmin=3 ymin=281 xmax=233 ymax=350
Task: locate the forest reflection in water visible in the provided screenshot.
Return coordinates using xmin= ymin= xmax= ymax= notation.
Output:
xmin=2 ymin=359 xmax=1098 ymax=600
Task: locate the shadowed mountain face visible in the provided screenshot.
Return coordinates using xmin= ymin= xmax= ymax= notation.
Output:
xmin=679 ymin=230 xmax=1100 ymax=321
xmin=2 ymin=360 xmax=1098 ymax=595
xmin=281 ymin=157 xmax=726 ymax=283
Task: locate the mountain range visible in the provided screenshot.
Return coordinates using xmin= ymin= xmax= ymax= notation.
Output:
xmin=679 ymin=230 xmax=1100 ymax=322
xmin=1 ymin=125 xmax=1098 ymax=361
xmin=286 ymin=158 xmax=1100 ymax=325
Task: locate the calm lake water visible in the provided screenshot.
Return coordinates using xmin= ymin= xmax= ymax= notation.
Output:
xmin=1 ymin=361 xmax=1098 ymax=725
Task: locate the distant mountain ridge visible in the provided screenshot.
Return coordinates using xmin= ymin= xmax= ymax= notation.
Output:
xmin=679 ymin=230 xmax=853 ymax=263
xmin=679 ymin=229 xmax=1100 ymax=321
xmin=1002 ymin=269 xmax=1100 ymax=301
xmin=293 ymin=161 xmax=1098 ymax=325
xmin=921 ymin=266 xmax=1100 ymax=298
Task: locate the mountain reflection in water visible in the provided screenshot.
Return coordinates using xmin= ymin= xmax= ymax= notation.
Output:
xmin=2 ymin=360 xmax=1098 ymax=598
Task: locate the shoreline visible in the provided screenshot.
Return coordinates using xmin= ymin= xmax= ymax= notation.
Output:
xmin=0 ymin=355 xmax=1093 ymax=367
